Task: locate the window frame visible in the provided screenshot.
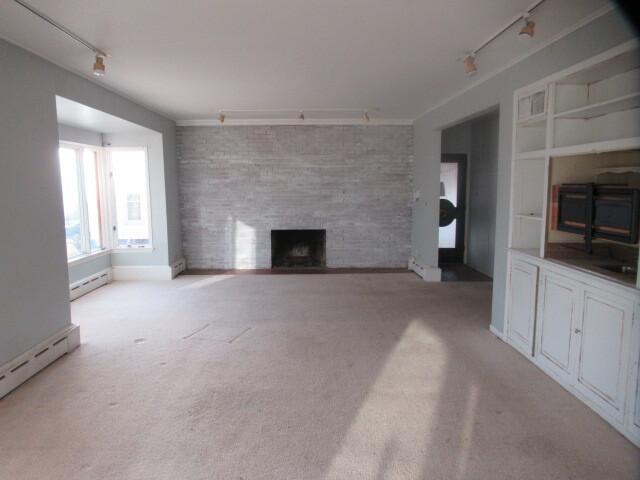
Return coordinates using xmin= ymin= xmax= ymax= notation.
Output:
xmin=105 ymin=146 xmax=154 ymax=253
xmin=59 ymin=142 xmax=108 ymax=261
xmin=58 ymin=142 xmax=153 ymax=264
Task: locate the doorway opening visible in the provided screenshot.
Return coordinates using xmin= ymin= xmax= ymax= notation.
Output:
xmin=438 ymin=109 xmax=499 ymax=282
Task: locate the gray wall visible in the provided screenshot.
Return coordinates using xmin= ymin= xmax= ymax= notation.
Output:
xmin=177 ymin=125 xmax=413 ymax=269
xmin=412 ymin=9 xmax=637 ymax=333
xmin=0 ymin=39 xmax=181 ymax=366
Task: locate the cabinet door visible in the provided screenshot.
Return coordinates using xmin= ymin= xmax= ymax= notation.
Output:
xmin=535 ymin=271 xmax=581 ymax=381
xmin=574 ymin=289 xmax=634 ymax=423
xmin=506 ymin=259 xmax=538 ymax=356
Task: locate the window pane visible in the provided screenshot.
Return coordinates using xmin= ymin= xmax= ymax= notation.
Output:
xmin=59 ymin=147 xmax=83 ymax=259
xmin=82 ymin=149 xmax=103 ymax=252
xmin=127 ymin=193 xmax=142 ymax=221
xmin=111 ymin=150 xmax=150 ymax=247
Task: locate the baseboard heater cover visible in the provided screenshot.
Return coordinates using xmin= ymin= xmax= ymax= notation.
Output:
xmin=409 ymin=257 xmax=442 ymax=282
xmin=0 ymin=324 xmax=80 ymax=400
xmin=69 ymin=267 xmax=112 ymax=301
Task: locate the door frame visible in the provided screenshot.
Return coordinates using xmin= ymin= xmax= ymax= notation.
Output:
xmin=438 ymin=154 xmax=467 ymax=264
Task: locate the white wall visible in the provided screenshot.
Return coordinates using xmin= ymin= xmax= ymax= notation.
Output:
xmin=0 ymin=39 xmax=181 ymax=366
xmin=411 ymin=9 xmax=637 ymax=333
xmin=58 ymin=124 xmax=102 ymax=147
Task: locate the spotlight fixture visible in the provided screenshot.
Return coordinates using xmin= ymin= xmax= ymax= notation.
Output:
xmin=13 ymin=0 xmax=109 ymax=77
xmin=463 ymin=55 xmax=477 ymax=76
xmin=519 ymin=15 xmax=535 ymax=40
xmin=299 ymin=111 xmax=305 ymax=121
xmin=218 ymin=112 xmax=225 ymax=124
xmin=460 ymin=0 xmax=546 ymax=77
xmin=93 ymin=55 xmax=105 ymax=76
xmin=363 ymin=111 xmax=370 ymax=122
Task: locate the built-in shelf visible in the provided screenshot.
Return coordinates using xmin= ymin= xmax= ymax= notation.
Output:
xmin=554 ymin=92 xmax=640 ymax=120
xmin=557 ymin=48 xmax=640 ymax=86
xmin=517 ymin=114 xmax=547 ymax=127
xmin=515 ymin=150 xmax=547 ymax=161
xmin=595 ymin=165 xmax=640 ymax=175
xmin=549 ymin=137 xmax=640 ymax=158
xmin=514 ymin=214 xmax=543 ymax=221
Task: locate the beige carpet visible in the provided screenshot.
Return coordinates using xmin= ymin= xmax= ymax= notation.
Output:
xmin=0 ymin=273 xmax=638 ymax=479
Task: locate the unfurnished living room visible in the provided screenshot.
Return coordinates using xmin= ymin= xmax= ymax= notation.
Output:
xmin=1 ymin=1 xmax=640 ymax=479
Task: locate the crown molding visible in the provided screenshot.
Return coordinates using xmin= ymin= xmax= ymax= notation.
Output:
xmin=176 ymin=118 xmax=413 ymax=127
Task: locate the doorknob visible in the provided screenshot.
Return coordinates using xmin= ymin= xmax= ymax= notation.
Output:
xmin=574 ymin=328 xmax=582 ymax=334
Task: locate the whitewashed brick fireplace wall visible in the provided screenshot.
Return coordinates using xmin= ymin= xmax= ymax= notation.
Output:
xmin=177 ymin=125 xmax=413 ymax=269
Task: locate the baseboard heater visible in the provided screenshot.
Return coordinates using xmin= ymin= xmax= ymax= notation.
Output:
xmin=0 ymin=324 xmax=80 ymax=399
xmin=69 ymin=268 xmax=112 ymax=301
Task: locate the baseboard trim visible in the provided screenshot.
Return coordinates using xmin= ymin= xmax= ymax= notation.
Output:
xmin=489 ymin=324 xmax=505 ymax=341
xmin=69 ymin=268 xmax=112 ymax=301
xmin=112 ymin=258 xmax=187 ymax=281
xmin=409 ymin=258 xmax=441 ymax=282
xmin=0 ymin=324 xmax=80 ymax=400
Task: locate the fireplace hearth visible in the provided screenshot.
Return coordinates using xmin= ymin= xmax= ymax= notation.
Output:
xmin=271 ymin=230 xmax=326 ymax=268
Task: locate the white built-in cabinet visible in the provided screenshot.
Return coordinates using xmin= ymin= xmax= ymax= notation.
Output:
xmin=506 ymin=253 xmax=640 ymax=446
xmin=504 ymin=41 xmax=640 ymax=447
xmin=535 ymin=271 xmax=580 ymax=383
xmin=506 ymin=260 xmax=538 ymax=356
xmin=575 ymin=288 xmax=633 ymax=423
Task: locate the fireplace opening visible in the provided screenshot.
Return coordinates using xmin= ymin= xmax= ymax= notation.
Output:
xmin=271 ymin=230 xmax=326 ymax=268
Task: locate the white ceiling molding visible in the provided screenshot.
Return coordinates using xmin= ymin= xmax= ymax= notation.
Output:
xmin=176 ymin=118 xmax=413 ymax=127
xmin=418 ymin=3 xmax=614 ymax=121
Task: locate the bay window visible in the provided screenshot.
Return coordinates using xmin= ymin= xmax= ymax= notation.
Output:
xmin=58 ymin=143 xmax=152 ymax=261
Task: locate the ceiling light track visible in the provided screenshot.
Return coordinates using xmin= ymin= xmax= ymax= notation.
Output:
xmin=462 ymin=0 xmax=546 ymax=76
xmin=12 ymin=0 xmax=108 ymax=74
xmin=210 ymin=108 xmax=379 ymax=123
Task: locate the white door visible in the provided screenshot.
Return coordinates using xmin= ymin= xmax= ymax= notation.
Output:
xmin=535 ymin=271 xmax=581 ymax=381
xmin=574 ymin=288 xmax=634 ymax=423
xmin=506 ymin=259 xmax=538 ymax=356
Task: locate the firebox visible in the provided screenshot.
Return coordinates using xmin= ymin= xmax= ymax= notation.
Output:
xmin=271 ymin=230 xmax=326 ymax=268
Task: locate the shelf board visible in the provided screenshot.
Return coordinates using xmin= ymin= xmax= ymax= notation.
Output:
xmin=550 ymin=137 xmax=640 ymax=157
xmin=554 ymin=92 xmax=640 ymax=120
xmin=515 ymin=149 xmax=547 ymax=160
xmin=517 ymin=114 xmax=547 ymax=127
xmin=514 ymin=214 xmax=543 ymax=221
xmin=594 ymin=166 xmax=640 ymax=175
xmin=557 ymin=48 xmax=640 ymax=85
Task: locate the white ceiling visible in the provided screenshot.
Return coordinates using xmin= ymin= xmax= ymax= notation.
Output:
xmin=0 ymin=0 xmax=612 ymax=122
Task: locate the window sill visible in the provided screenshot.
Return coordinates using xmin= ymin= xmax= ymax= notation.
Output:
xmin=68 ymin=249 xmax=110 ymax=267
xmin=67 ymin=246 xmax=154 ymax=267
xmin=111 ymin=247 xmax=154 ymax=254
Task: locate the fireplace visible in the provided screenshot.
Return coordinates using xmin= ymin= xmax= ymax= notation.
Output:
xmin=271 ymin=230 xmax=326 ymax=268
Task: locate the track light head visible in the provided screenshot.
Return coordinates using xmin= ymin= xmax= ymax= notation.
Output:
xmin=218 ymin=112 xmax=225 ymax=124
xmin=299 ymin=111 xmax=305 ymax=121
xmin=463 ymin=55 xmax=477 ymax=76
xmin=519 ymin=18 xmax=535 ymax=40
xmin=93 ymin=55 xmax=105 ymax=76
xmin=364 ymin=111 xmax=370 ymax=122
